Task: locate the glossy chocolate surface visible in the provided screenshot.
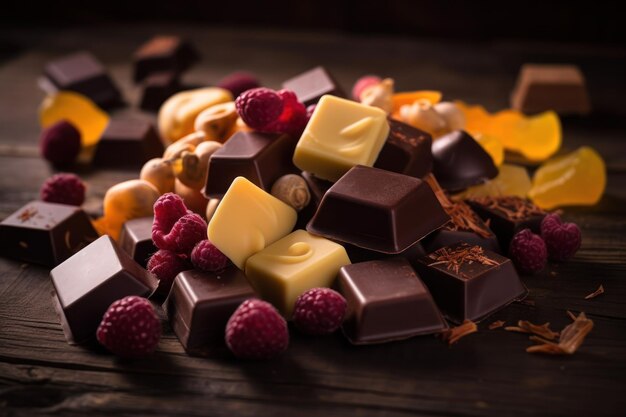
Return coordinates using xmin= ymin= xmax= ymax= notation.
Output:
xmin=43 ymin=51 xmax=123 ymax=109
xmin=466 ymin=196 xmax=547 ymax=252
xmin=282 ymin=66 xmax=345 ymax=106
xmin=133 ymin=36 xmax=199 ymax=83
xmin=338 ymin=258 xmax=448 ymax=344
xmin=165 ymin=268 xmax=256 ymax=353
xmin=307 ymin=165 xmax=449 ymax=253
xmin=374 ymin=119 xmax=433 ymax=178
xmin=139 ymin=71 xmax=183 ymax=112
xmin=432 ymin=130 xmax=498 ymax=191
xmin=0 ymin=201 xmax=99 ymax=267
xmin=50 ymin=235 xmax=158 ymax=343
xmin=205 ymin=131 xmax=297 ymax=197
xmin=297 ymin=171 xmax=333 ymax=230
xmin=119 ymin=217 xmax=157 ymax=268
xmin=416 ymin=243 xmax=526 ymax=323
xmin=93 ymin=118 xmax=164 ymax=167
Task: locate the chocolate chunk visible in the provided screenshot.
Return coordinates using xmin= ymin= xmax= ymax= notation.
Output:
xmin=374 ymin=119 xmax=433 ymax=178
xmin=164 ymin=268 xmax=255 ymax=353
xmin=133 ymin=36 xmax=199 ymax=83
xmin=119 ymin=217 xmax=157 ymax=268
xmin=307 ymin=165 xmax=449 ymax=254
xmin=0 ymin=201 xmax=98 ymax=267
xmin=43 ymin=51 xmax=123 ymax=109
xmin=297 ymin=171 xmax=334 ymax=229
xmin=415 ymin=243 xmax=527 ymax=323
xmin=466 ymin=196 xmax=547 ymax=252
xmin=50 ymin=235 xmax=158 ymax=343
xmin=338 ymin=258 xmax=448 ymax=344
xmin=342 ymin=241 xmax=425 ymax=265
xmin=204 ymin=131 xmax=297 ymax=198
xmin=139 ymin=71 xmax=183 ymax=112
xmin=432 ymin=130 xmax=498 ymax=191
xmin=511 ymin=64 xmax=591 ymax=115
xmin=93 ymin=118 xmax=164 ymax=167
xmin=282 ymin=66 xmax=345 ymax=106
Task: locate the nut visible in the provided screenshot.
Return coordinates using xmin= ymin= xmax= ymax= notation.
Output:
xmin=271 ymin=174 xmax=311 ymax=211
xmin=175 ymin=141 xmax=223 ymax=191
xmin=399 ymin=99 xmax=448 ymax=137
xmin=194 ymin=101 xmax=238 ymax=142
xmin=359 ymin=78 xmax=394 ymax=113
xmin=205 ymin=198 xmax=220 ymax=223
xmin=433 ymin=101 xmax=466 ymax=131
xmin=163 ymin=131 xmax=207 ymax=160
xmin=174 ymin=178 xmax=209 ymax=215
xmin=140 ymin=158 xmax=175 ymax=194
xmin=158 ymin=87 xmax=233 ymax=144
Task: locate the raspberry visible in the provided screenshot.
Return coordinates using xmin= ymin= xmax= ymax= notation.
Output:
xmin=292 ymin=288 xmax=347 ymax=335
xmin=262 ymin=89 xmax=308 ymax=136
xmin=147 ymin=249 xmax=190 ymax=296
xmin=40 ymin=173 xmax=86 ymax=206
xmin=235 ymin=87 xmax=284 ymax=129
xmin=96 ymin=296 xmax=161 ymax=358
xmin=352 ymin=75 xmax=382 ymax=101
xmin=540 ymin=213 xmax=582 ymax=261
xmin=509 ymin=229 xmax=548 ymax=274
xmin=153 ymin=193 xmax=188 ymax=232
xmin=152 ymin=212 xmax=207 ymax=256
xmin=40 ymin=120 xmax=81 ymax=166
xmin=191 ymin=239 xmax=230 ymax=272
xmin=225 ymin=299 xmax=288 ymax=359
xmin=217 ymin=71 xmax=261 ymax=99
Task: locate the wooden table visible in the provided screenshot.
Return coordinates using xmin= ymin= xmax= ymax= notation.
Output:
xmin=1 ymin=24 xmax=625 ymax=417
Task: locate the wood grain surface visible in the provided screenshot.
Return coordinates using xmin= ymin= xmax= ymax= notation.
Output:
xmin=0 ymin=23 xmax=625 ymax=417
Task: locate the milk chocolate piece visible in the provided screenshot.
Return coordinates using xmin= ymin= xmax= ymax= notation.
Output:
xmin=374 ymin=119 xmax=433 ymax=178
xmin=205 ymin=131 xmax=297 ymax=198
xmin=307 ymin=165 xmax=449 ymax=254
xmin=0 ymin=201 xmax=98 ymax=267
xmin=338 ymin=258 xmax=448 ymax=344
xmin=432 ymin=130 xmax=498 ymax=191
xmin=119 ymin=217 xmax=157 ymax=268
xmin=43 ymin=51 xmax=123 ymax=109
xmin=165 ymin=268 xmax=255 ymax=353
xmin=50 ymin=235 xmax=158 ymax=343
xmin=282 ymin=66 xmax=345 ymax=106
xmin=133 ymin=36 xmax=199 ymax=83
xmin=466 ymin=196 xmax=547 ymax=252
xmin=415 ymin=243 xmax=527 ymax=323
xmin=93 ymin=118 xmax=164 ymax=167
xmin=139 ymin=71 xmax=183 ymax=112
xmin=511 ymin=64 xmax=591 ymax=115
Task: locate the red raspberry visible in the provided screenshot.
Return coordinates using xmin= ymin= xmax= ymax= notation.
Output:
xmin=40 ymin=173 xmax=86 ymax=206
xmin=540 ymin=213 xmax=582 ymax=261
xmin=152 ymin=212 xmax=207 ymax=256
xmin=509 ymin=229 xmax=547 ymax=274
xmin=217 ymin=71 xmax=261 ymax=99
xmin=40 ymin=120 xmax=81 ymax=166
xmin=147 ymin=249 xmax=190 ymax=297
xmin=261 ymin=89 xmax=308 ymax=136
xmin=153 ymin=193 xmax=188 ymax=232
xmin=292 ymin=288 xmax=347 ymax=335
xmin=225 ymin=299 xmax=289 ymax=359
xmin=352 ymin=75 xmax=382 ymax=101
xmin=191 ymin=239 xmax=230 ymax=272
xmin=235 ymin=87 xmax=284 ymax=129
xmin=96 ymin=296 xmax=161 ymax=358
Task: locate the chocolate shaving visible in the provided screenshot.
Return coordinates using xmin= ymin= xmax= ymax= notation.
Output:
xmin=425 ymin=175 xmax=492 ymax=238
xmin=566 ymin=310 xmax=577 ymax=321
xmin=442 ymin=320 xmax=477 ymax=345
xmin=17 ymin=207 xmax=38 ymax=222
xmin=467 ymin=196 xmax=545 ymax=221
xmin=488 ymin=320 xmax=505 ymax=330
xmin=584 ymin=285 xmax=604 ymax=300
xmin=527 ymin=312 xmax=594 ymax=355
xmin=427 ymin=244 xmax=499 ymax=275
xmin=504 ymin=320 xmax=559 ymax=340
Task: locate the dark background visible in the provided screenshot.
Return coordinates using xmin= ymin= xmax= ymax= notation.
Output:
xmin=2 ymin=0 xmax=625 ymax=44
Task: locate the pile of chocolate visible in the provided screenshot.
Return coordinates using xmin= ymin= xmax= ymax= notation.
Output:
xmin=0 ymin=35 xmax=592 ymax=359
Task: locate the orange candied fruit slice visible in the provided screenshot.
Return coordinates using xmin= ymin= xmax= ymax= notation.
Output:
xmin=391 ymin=90 xmax=442 ymax=115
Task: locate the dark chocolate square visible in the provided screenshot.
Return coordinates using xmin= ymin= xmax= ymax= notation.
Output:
xmin=374 ymin=119 xmax=433 ymax=178
xmin=93 ymin=118 xmax=164 ymax=167
xmin=119 ymin=217 xmax=157 ymax=268
xmin=139 ymin=71 xmax=183 ymax=112
xmin=282 ymin=66 xmax=345 ymax=106
xmin=0 ymin=201 xmax=99 ymax=267
xmin=338 ymin=258 xmax=447 ymax=344
xmin=43 ymin=51 xmax=123 ymax=109
xmin=133 ymin=36 xmax=199 ymax=83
